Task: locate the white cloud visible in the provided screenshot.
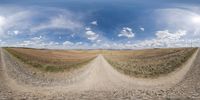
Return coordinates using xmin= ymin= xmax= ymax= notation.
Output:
xmin=156 ymin=30 xmax=186 ymax=40
xmin=75 ymin=42 xmax=82 ymax=45
xmin=0 ymin=16 xmax=10 ymax=36
xmin=63 ymin=41 xmax=74 ymax=46
xmin=118 ymin=27 xmax=135 ymax=38
xmin=155 ymin=8 xmax=200 ymax=38
xmin=6 ymin=30 xmax=21 ymax=36
xmin=15 ymin=36 xmax=61 ymax=48
xmin=2 ymin=9 xmax=35 ymax=35
xmin=85 ymin=27 xmax=91 ymax=31
xmin=0 ymin=16 xmax=6 ymax=26
xmin=31 ymin=36 xmax=43 ymax=41
xmin=0 ymin=39 xmax=2 ymax=45
xmin=0 ymin=8 xmax=34 ymax=38
xmin=13 ymin=30 xmax=19 ymax=35
xmin=17 ymin=36 xmax=46 ymax=47
xmin=0 ymin=16 xmax=6 ymax=35
xmin=18 ymin=40 xmax=33 ymax=47
xmin=88 ymin=37 xmax=98 ymax=41
xmin=0 ymin=6 xmax=84 ymax=40
xmin=140 ymin=27 xmax=144 ymax=31
xmin=48 ymin=41 xmax=59 ymax=46
xmin=85 ymin=27 xmax=99 ymax=41
xmin=91 ymin=21 xmax=97 ymax=25
xmin=31 ymin=15 xmax=82 ymax=32
xmin=85 ymin=30 xmax=96 ymax=36
xmin=97 ymin=39 xmax=101 ymax=43
xmin=134 ymin=29 xmax=187 ymax=48
xmin=18 ymin=36 xmax=45 ymax=47
xmin=62 ymin=41 xmax=87 ymax=49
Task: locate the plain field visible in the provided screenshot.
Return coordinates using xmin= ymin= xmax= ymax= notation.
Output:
xmin=0 ymin=47 xmax=199 ymax=99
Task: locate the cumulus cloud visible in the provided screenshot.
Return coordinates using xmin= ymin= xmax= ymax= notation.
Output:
xmin=16 ymin=36 xmax=61 ymax=48
xmin=19 ymin=36 xmax=57 ymax=48
xmin=118 ymin=27 xmax=135 ymax=38
xmin=19 ymin=36 xmax=45 ymax=47
xmin=134 ymin=29 xmax=187 ymax=48
xmin=85 ymin=27 xmax=99 ymax=41
xmin=63 ymin=41 xmax=74 ymax=46
xmin=62 ymin=41 xmax=85 ymax=48
xmin=156 ymin=30 xmax=186 ymax=40
xmin=140 ymin=27 xmax=144 ymax=31
xmin=18 ymin=40 xmax=33 ymax=47
xmin=60 ymin=41 xmax=89 ymax=49
xmin=155 ymin=8 xmax=200 ymax=38
xmin=91 ymin=21 xmax=97 ymax=25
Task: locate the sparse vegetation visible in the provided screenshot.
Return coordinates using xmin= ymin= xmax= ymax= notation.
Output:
xmin=104 ymin=48 xmax=197 ymax=78
xmin=3 ymin=47 xmax=198 ymax=76
xmin=4 ymin=47 xmax=97 ymax=72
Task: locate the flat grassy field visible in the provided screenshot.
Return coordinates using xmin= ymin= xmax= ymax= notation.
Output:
xmin=4 ymin=47 xmax=198 ymax=77
xmin=4 ymin=48 xmax=97 ymax=72
xmin=104 ymin=48 xmax=198 ymax=78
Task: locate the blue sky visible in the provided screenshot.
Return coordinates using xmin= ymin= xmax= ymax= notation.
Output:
xmin=0 ymin=0 xmax=200 ymax=49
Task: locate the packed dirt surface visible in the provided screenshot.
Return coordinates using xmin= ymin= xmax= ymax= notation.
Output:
xmin=0 ymin=48 xmax=200 ymax=100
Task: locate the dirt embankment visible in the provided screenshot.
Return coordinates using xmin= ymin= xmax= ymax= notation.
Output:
xmin=0 ymin=48 xmax=200 ymax=99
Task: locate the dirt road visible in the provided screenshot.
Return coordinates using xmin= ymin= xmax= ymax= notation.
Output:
xmin=0 ymin=48 xmax=200 ymax=99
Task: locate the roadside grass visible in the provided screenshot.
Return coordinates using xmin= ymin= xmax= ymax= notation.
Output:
xmin=4 ymin=47 xmax=97 ymax=72
xmin=104 ymin=48 xmax=198 ymax=78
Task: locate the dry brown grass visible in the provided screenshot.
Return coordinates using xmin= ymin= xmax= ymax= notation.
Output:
xmin=4 ymin=47 xmax=98 ymax=72
xmin=104 ymin=48 xmax=198 ymax=78
xmin=4 ymin=47 xmax=198 ymax=77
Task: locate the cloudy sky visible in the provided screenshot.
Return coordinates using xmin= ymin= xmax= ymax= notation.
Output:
xmin=0 ymin=0 xmax=200 ymax=49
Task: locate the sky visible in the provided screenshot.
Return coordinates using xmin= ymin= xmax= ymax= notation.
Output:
xmin=0 ymin=0 xmax=200 ymax=49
